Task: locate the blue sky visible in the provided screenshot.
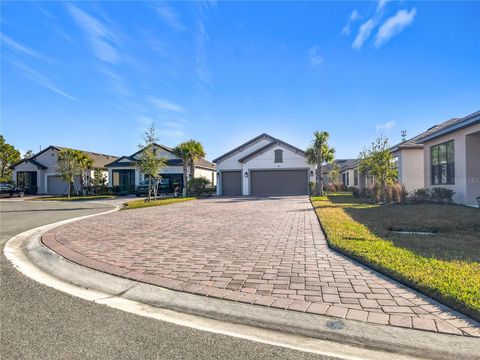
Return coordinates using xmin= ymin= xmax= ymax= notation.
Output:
xmin=1 ymin=1 xmax=479 ymax=160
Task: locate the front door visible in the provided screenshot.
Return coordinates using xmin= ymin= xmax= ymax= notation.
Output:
xmin=112 ymin=170 xmax=135 ymax=193
xmin=16 ymin=171 xmax=38 ymax=194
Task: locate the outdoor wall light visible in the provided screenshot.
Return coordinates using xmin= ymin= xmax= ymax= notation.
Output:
xmin=216 ymin=172 xmax=219 ymax=176
xmin=310 ymin=170 xmax=314 ymax=176
xmin=245 ymin=171 xmax=248 ymax=177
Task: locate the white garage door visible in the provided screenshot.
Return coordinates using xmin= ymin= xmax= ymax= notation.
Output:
xmin=47 ymin=175 xmax=81 ymax=195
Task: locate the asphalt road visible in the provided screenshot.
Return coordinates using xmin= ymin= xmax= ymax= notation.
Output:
xmin=0 ymin=200 xmax=325 ymax=360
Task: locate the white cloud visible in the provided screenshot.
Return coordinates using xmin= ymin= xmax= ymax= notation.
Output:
xmin=376 ymin=120 xmax=396 ymax=133
xmin=195 ymin=21 xmax=212 ymax=87
xmin=377 ymin=0 xmax=389 ymax=12
xmin=375 ymin=8 xmax=417 ymax=47
xmin=149 ymin=97 xmax=185 ymax=113
xmin=8 ymin=60 xmax=77 ymax=101
xmin=66 ymin=3 xmax=120 ymax=63
xmin=342 ymin=10 xmax=360 ymax=35
xmin=152 ymin=2 xmax=185 ymax=31
xmin=0 ymin=33 xmax=53 ymax=63
xmin=308 ymin=46 xmax=324 ymax=67
xmin=350 ymin=10 xmax=360 ymax=21
xmin=352 ymin=18 xmax=376 ymax=49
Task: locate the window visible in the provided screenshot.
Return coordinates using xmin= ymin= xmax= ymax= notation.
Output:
xmin=274 ymin=149 xmax=283 ymax=163
xmin=431 ymin=140 xmax=454 ymax=185
xmin=354 ymin=169 xmax=358 ymax=186
xmin=346 ymin=172 xmax=350 ymax=186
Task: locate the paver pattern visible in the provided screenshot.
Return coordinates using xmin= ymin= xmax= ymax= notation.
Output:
xmin=43 ymin=197 xmax=480 ymax=337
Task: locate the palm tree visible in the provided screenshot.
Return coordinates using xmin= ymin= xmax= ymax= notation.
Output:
xmin=76 ymin=151 xmax=94 ymax=195
xmin=306 ymin=131 xmax=335 ymax=196
xmin=173 ymin=140 xmax=206 ymax=196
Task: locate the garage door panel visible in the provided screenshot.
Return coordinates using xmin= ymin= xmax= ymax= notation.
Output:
xmin=221 ymin=171 xmax=242 ymax=196
xmin=251 ymin=170 xmax=308 ymax=196
xmin=47 ymin=175 xmax=81 ymax=195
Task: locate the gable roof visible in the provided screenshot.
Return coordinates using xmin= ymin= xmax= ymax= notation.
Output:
xmin=237 ymin=139 xmax=306 ymax=163
xmin=11 ymin=145 xmax=119 ymax=170
xmin=390 ymin=109 xmax=480 ymax=151
xmin=416 ymin=110 xmax=480 ymax=143
xmin=212 ymin=133 xmax=277 ymax=163
xmin=105 ymin=143 xmax=215 ymax=170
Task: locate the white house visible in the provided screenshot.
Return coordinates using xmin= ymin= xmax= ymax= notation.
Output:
xmin=105 ymin=143 xmax=216 ymax=194
xmin=213 ymin=133 xmax=315 ymax=196
xmin=11 ymin=146 xmax=118 ymax=195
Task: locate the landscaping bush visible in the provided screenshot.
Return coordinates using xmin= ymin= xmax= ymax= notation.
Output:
xmin=430 ymin=187 xmax=455 ymax=203
xmin=351 ymin=187 xmax=360 ymax=198
xmin=187 ymin=177 xmax=210 ymax=196
xmin=309 ymin=181 xmax=316 ymax=195
xmin=409 ymin=187 xmax=454 ymax=203
xmin=410 ymin=188 xmax=430 ymax=202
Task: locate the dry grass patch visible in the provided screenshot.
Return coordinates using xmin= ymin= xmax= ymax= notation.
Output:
xmin=311 ymin=193 xmax=480 ymax=320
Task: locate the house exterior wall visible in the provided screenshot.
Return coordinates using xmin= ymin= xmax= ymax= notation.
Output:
xmin=466 ymin=132 xmax=480 ymax=205
xmin=216 ymin=141 xmax=315 ymax=196
xmin=423 ymin=123 xmax=480 ymax=205
xmin=195 ymin=167 xmax=217 ymax=186
xmin=215 ymin=138 xmax=273 ymax=170
xmin=341 ymin=168 xmax=358 ymax=188
xmin=241 ymin=145 xmax=315 ymax=195
xmin=397 ymin=148 xmax=424 ymax=192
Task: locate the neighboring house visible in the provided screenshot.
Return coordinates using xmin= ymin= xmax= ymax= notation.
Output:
xmin=213 ymin=133 xmax=315 ymax=196
xmin=339 ymin=159 xmax=359 ymax=188
xmin=11 ymin=146 xmax=118 ymax=195
xmin=390 ymin=137 xmax=425 ymax=192
xmin=105 ymin=143 xmax=216 ymax=194
xmin=416 ymin=110 xmax=480 ymax=206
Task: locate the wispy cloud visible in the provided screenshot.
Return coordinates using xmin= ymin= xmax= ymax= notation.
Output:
xmin=342 ymin=10 xmax=360 ymax=35
xmin=1 ymin=33 xmax=53 ymax=63
xmin=375 ymin=9 xmax=417 ymax=47
xmin=308 ymin=46 xmax=324 ymax=67
xmin=149 ymin=97 xmax=185 ymax=113
xmin=152 ymin=2 xmax=185 ymax=31
xmin=352 ymin=19 xmax=376 ymax=49
xmin=195 ymin=21 xmax=212 ymax=88
xmin=376 ymin=120 xmax=396 ymax=133
xmin=377 ymin=0 xmax=389 ymax=12
xmin=66 ymin=3 xmax=120 ymax=63
xmin=8 ymin=60 xmax=77 ymax=101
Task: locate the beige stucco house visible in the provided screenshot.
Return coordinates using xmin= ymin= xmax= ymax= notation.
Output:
xmin=417 ymin=110 xmax=480 ymax=206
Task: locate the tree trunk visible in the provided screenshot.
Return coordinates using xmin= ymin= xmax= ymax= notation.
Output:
xmin=183 ymin=163 xmax=188 ymax=197
xmin=148 ymin=177 xmax=152 ymax=202
xmin=67 ymin=181 xmax=71 ymax=198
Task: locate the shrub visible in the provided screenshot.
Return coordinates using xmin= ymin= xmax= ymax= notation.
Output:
xmin=410 ymin=188 xmax=430 ymax=202
xmin=309 ymin=181 xmax=316 ymax=195
xmin=352 ymin=187 xmax=360 ymax=198
xmin=430 ymin=187 xmax=455 ymax=203
xmin=187 ymin=177 xmax=210 ymax=196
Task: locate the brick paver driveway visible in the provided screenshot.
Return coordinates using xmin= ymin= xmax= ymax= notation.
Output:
xmin=44 ymin=197 xmax=479 ymax=337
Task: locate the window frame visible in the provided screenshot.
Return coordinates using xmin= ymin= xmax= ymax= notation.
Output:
xmin=430 ymin=140 xmax=455 ymax=185
xmin=274 ymin=149 xmax=283 ymax=163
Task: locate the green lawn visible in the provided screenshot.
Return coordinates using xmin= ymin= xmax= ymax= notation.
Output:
xmin=311 ymin=193 xmax=480 ymax=321
xmin=122 ymin=197 xmax=196 ymax=210
xmin=35 ymin=195 xmax=116 ymax=201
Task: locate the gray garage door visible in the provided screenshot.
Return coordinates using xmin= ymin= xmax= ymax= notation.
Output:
xmin=221 ymin=171 xmax=242 ymax=196
xmin=47 ymin=176 xmax=69 ymax=195
xmin=251 ymin=170 xmax=308 ymax=196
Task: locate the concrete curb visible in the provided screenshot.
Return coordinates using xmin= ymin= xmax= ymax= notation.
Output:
xmin=3 ymin=212 xmax=478 ymax=360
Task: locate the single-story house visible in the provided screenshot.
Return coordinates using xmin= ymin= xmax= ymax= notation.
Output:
xmin=417 ymin=110 xmax=480 ymax=206
xmin=213 ymin=133 xmax=315 ymax=196
xmin=105 ymin=143 xmax=216 ymax=194
xmin=11 ymin=146 xmax=118 ymax=195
